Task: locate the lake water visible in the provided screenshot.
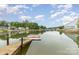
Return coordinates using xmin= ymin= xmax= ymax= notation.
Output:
xmin=0 ymin=38 xmax=21 ymax=48
xmin=0 ymin=31 xmax=43 ymax=48
xmin=0 ymin=31 xmax=79 ymax=55
xmin=0 ymin=32 xmax=29 ymax=48
xmin=26 ymin=31 xmax=79 ymax=55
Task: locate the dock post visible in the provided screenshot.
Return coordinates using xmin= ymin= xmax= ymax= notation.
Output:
xmin=21 ymin=37 xmax=23 ymax=48
xmin=7 ymin=33 xmax=9 ymax=46
xmin=20 ymin=37 xmax=23 ymax=54
xmin=59 ymin=31 xmax=62 ymax=35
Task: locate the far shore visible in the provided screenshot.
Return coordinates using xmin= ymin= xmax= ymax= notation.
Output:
xmin=57 ymin=28 xmax=79 ymax=34
xmin=0 ymin=28 xmax=79 ymax=34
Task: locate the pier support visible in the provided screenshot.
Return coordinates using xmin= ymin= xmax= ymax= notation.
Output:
xmin=7 ymin=33 xmax=9 ymax=46
xmin=20 ymin=37 xmax=23 ymax=54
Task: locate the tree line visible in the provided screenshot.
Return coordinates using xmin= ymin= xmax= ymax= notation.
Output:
xmin=0 ymin=21 xmax=46 ymax=29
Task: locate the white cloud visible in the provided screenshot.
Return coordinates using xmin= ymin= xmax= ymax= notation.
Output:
xmin=64 ymin=4 xmax=72 ymax=10
xmin=50 ymin=4 xmax=72 ymax=14
xmin=0 ymin=4 xmax=8 ymax=12
xmin=70 ymin=12 xmax=79 ymax=18
xmin=50 ymin=4 xmax=74 ymax=25
xmin=50 ymin=4 xmax=78 ymax=26
xmin=18 ymin=11 xmax=24 ymax=14
xmin=0 ymin=12 xmax=3 ymax=16
xmin=61 ymin=13 xmax=79 ymax=25
xmin=20 ymin=16 xmax=32 ymax=21
xmin=50 ymin=12 xmax=60 ymax=19
xmin=0 ymin=5 xmax=8 ymax=16
xmin=57 ymin=5 xmax=63 ymax=9
xmin=70 ymin=12 xmax=76 ymax=16
xmin=62 ymin=16 xmax=73 ymax=23
xmin=0 ymin=4 xmax=8 ymax=8
xmin=6 ymin=7 xmax=18 ymax=14
xmin=57 ymin=4 xmax=72 ymax=10
xmin=31 ymin=4 xmax=40 ymax=11
xmin=32 ymin=4 xmax=40 ymax=7
xmin=14 ymin=5 xmax=29 ymax=9
xmin=0 ymin=5 xmax=30 ymax=14
xmin=50 ymin=9 xmax=67 ymax=19
xmin=50 ymin=4 xmax=57 ymax=8
xmin=6 ymin=5 xmax=29 ymax=14
xmin=35 ymin=15 xmax=44 ymax=20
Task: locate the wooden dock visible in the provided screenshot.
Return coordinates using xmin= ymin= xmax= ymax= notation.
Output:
xmin=27 ymin=34 xmax=41 ymax=41
xmin=0 ymin=38 xmax=32 ymax=55
xmin=0 ymin=34 xmax=41 ymax=55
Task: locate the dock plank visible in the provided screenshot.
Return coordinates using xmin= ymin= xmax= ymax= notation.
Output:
xmin=0 ymin=39 xmax=32 ymax=55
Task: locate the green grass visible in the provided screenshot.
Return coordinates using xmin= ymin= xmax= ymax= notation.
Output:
xmin=76 ymin=35 xmax=79 ymax=47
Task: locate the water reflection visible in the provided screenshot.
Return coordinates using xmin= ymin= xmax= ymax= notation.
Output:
xmin=0 ymin=32 xmax=28 ymax=48
xmin=66 ymin=34 xmax=79 ymax=47
xmin=26 ymin=31 xmax=79 ymax=55
xmin=0 ymin=38 xmax=21 ymax=48
xmin=0 ymin=31 xmax=79 ymax=55
xmin=0 ymin=31 xmax=44 ymax=48
xmin=59 ymin=31 xmax=63 ymax=35
xmin=16 ymin=41 xmax=31 ymax=55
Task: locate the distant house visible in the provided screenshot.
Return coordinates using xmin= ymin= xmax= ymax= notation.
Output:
xmin=10 ymin=26 xmax=17 ymax=30
xmin=18 ymin=27 xmax=25 ymax=30
xmin=0 ymin=26 xmax=8 ymax=30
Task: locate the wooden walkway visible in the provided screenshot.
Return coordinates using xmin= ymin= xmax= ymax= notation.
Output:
xmin=0 ymin=38 xmax=32 ymax=55
xmin=0 ymin=34 xmax=41 ymax=55
xmin=27 ymin=34 xmax=41 ymax=40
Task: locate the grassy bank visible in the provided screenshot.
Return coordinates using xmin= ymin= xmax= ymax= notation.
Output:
xmin=57 ymin=28 xmax=79 ymax=47
xmin=57 ymin=28 xmax=79 ymax=34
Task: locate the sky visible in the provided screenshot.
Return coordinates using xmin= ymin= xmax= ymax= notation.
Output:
xmin=0 ymin=4 xmax=79 ymax=27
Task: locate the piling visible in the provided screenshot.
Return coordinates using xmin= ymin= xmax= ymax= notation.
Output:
xmin=20 ymin=37 xmax=23 ymax=54
xmin=6 ymin=33 xmax=9 ymax=46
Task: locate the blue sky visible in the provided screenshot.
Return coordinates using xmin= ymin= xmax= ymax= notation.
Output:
xmin=0 ymin=4 xmax=79 ymax=27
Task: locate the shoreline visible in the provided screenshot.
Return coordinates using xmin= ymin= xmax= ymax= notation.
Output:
xmin=57 ymin=28 xmax=79 ymax=34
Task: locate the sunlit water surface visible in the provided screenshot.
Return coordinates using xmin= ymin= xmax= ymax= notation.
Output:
xmin=26 ymin=31 xmax=79 ymax=55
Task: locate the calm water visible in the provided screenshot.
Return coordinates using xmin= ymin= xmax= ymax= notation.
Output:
xmin=66 ymin=34 xmax=79 ymax=47
xmin=0 ymin=32 xmax=28 ymax=48
xmin=0 ymin=31 xmax=43 ymax=48
xmin=0 ymin=38 xmax=21 ymax=48
xmin=26 ymin=31 xmax=79 ymax=55
xmin=0 ymin=31 xmax=79 ymax=55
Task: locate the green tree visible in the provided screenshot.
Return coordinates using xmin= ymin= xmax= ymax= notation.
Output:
xmin=26 ymin=22 xmax=39 ymax=29
xmin=77 ymin=19 xmax=79 ymax=28
xmin=10 ymin=21 xmax=46 ymax=30
xmin=10 ymin=22 xmax=21 ymax=28
xmin=0 ymin=21 xmax=7 ymax=26
xmin=59 ymin=26 xmax=64 ymax=29
xmin=39 ymin=26 xmax=46 ymax=29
